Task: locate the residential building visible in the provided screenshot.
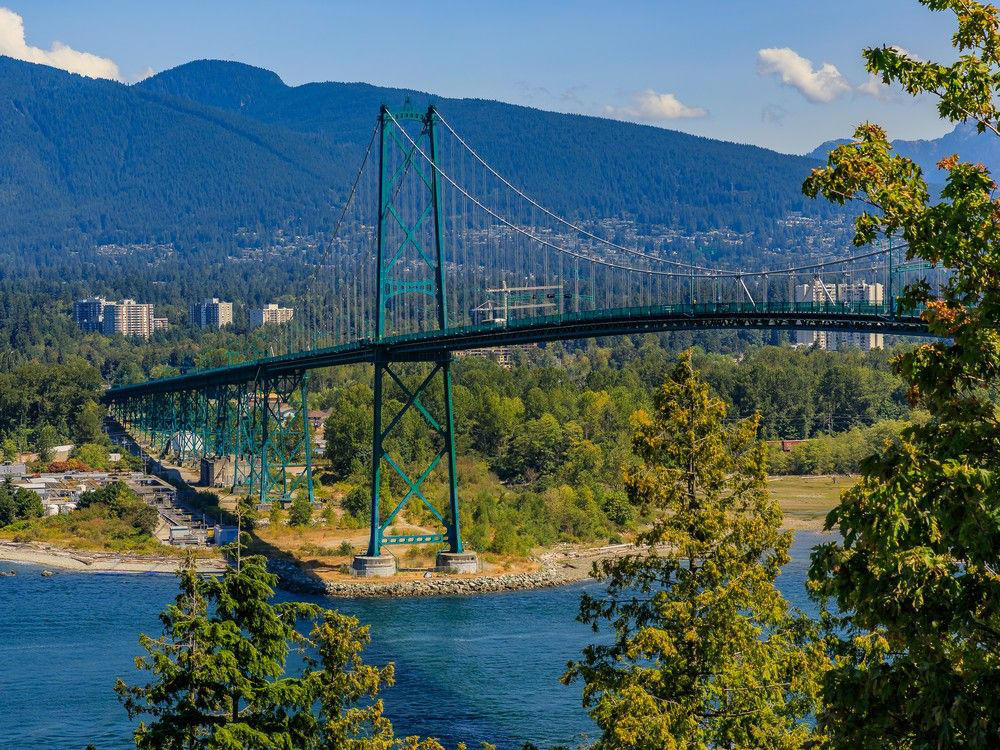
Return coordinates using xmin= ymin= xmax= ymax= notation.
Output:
xmin=189 ymin=298 xmax=233 ymax=328
xmin=252 ymin=303 xmax=294 ymax=328
xmin=153 ymin=317 xmax=169 ymax=332
xmin=73 ymin=297 xmax=111 ymax=332
xmin=794 ymin=281 xmax=885 ymax=351
xmin=102 ymin=299 xmax=155 ymax=338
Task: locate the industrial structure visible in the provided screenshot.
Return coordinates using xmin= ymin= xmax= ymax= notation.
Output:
xmin=104 ymin=105 xmax=939 ymax=576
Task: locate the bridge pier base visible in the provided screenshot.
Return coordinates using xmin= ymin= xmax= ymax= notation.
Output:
xmin=352 ymin=555 xmax=397 ymax=577
xmin=436 ymin=551 xmax=479 ymax=574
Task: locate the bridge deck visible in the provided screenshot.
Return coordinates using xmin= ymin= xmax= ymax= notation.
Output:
xmin=105 ymin=301 xmax=929 ymax=399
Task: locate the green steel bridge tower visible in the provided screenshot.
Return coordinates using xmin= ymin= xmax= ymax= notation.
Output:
xmin=361 ymin=104 xmax=473 ymax=573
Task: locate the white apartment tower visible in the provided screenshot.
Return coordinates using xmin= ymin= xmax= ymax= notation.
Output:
xmin=190 ymin=298 xmax=233 ymax=328
xmin=102 ymin=299 xmax=155 ymax=339
xmin=794 ymin=280 xmax=885 ymax=351
xmin=251 ymin=303 xmax=294 ymax=328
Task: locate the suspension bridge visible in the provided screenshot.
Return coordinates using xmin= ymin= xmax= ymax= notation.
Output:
xmin=104 ymin=105 xmax=935 ymax=574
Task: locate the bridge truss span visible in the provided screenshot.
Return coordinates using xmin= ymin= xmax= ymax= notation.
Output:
xmin=104 ymin=104 xmax=937 ymax=568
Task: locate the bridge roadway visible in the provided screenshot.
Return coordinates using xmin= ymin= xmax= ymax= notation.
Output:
xmin=105 ymin=301 xmax=930 ymax=399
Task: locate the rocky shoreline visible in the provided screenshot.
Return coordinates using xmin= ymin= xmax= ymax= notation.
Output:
xmin=0 ymin=541 xmax=227 ymax=574
xmin=269 ymin=557 xmax=588 ymax=597
xmin=268 ymin=542 xmax=627 ymax=597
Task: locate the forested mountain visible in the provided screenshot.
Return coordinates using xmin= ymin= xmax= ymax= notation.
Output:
xmin=808 ymin=121 xmax=1000 ymax=177
xmin=0 ymin=56 xmax=358 ymax=257
xmin=0 ymin=55 xmax=845 ymax=263
xmin=140 ymin=59 xmax=841 ymax=233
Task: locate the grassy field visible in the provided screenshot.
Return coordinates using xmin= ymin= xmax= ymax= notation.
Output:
xmin=0 ymin=509 xmax=218 ymax=557
xmin=769 ymin=475 xmax=857 ymax=528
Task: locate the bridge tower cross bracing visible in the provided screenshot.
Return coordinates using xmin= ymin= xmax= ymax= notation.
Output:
xmin=365 ymin=104 xmax=467 ymax=563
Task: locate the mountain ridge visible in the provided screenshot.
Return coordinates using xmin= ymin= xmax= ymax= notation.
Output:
xmin=807 ymin=121 xmax=1000 ymax=177
xmin=0 ymin=56 xmax=844 ymax=265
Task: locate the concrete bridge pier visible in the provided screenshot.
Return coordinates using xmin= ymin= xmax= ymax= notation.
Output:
xmin=352 ymin=555 xmax=396 ymax=577
xmin=436 ymin=551 xmax=479 ymax=574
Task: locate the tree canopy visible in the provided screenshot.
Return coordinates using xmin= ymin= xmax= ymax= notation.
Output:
xmin=805 ymin=1 xmax=1000 ymax=745
xmin=564 ymin=351 xmax=826 ymax=749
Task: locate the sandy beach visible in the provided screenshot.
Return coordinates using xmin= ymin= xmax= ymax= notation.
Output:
xmin=0 ymin=541 xmax=226 ymax=574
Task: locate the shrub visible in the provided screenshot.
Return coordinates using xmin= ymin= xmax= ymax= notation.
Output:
xmin=287 ymin=493 xmax=312 ymax=526
xmin=77 ymin=481 xmax=157 ymax=535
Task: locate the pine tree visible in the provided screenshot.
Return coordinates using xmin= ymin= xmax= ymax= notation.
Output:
xmin=116 ymin=551 xmax=460 ymax=749
xmin=116 ymin=553 xmax=319 ymax=749
xmin=563 ymin=351 xmax=826 ymax=749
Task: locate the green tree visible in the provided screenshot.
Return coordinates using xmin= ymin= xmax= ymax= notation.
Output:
xmin=804 ymin=1 xmax=1000 ymax=746
xmin=323 ymin=384 xmax=374 ymax=480
xmin=503 ymin=413 xmax=564 ymax=481
xmin=78 ymin=480 xmax=157 ymax=535
xmin=0 ymin=479 xmax=43 ymax=526
xmin=564 ymin=351 xmax=826 ymax=749
xmin=1 ymin=438 xmax=18 ymax=462
xmin=73 ymin=400 xmax=104 ymax=445
xmin=288 ymin=492 xmax=313 ymax=526
xmin=117 ymin=554 xmax=322 ymax=749
xmin=33 ymin=424 xmax=60 ymax=462
xmin=117 ymin=553 xmax=450 ymax=750
xmin=73 ymin=442 xmax=110 ymax=470
xmin=304 ymin=610 xmax=397 ymax=749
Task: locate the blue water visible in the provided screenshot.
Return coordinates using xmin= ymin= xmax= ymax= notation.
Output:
xmin=0 ymin=531 xmax=830 ymax=750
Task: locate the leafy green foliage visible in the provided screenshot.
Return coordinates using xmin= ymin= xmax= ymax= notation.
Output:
xmin=323 ymin=383 xmax=374 ymax=480
xmin=804 ymin=2 xmax=1000 ymax=745
xmin=0 ymin=358 xmax=104 ymax=453
xmin=318 ymin=343 xmax=911 ymax=552
xmin=288 ymin=492 xmax=313 ymax=526
xmin=77 ymin=480 xmax=158 ymax=535
xmin=564 ymin=351 xmax=827 ymax=748
xmin=0 ymin=478 xmax=43 ymax=526
xmin=767 ymin=419 xmax=909 ymax=475
xmin=72 ymin=443 xmax=111 ymax=470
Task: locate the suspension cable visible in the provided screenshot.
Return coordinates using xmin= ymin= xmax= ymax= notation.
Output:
xmin=385 ymin=111 xmax=699 ymax=278
xmin=434 ymin=110 xmax=726 ymax=272
xmin=330 ymin=118 xmax=379 ymax=244
xmin=387 ymin=110 xmax=904 ymax=280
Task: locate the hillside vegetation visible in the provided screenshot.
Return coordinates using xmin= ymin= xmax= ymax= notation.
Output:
xmin=0 ymin=56 xmax=846 ymax=265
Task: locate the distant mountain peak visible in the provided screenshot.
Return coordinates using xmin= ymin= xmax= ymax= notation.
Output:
xmin=807 ymin=122 xmax=1000 ymax=175
xmin=139 ymin=59 xmax=287 ymax=110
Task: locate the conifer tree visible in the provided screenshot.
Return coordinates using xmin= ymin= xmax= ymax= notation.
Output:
xmin=116 ymin=553 xmax=319 ymax=749
xmin=116 ymin=551 xmax=459 ymax=749
xmin=563 ymin=351 xmax=826 ymax=749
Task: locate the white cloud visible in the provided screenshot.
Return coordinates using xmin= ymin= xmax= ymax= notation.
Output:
xmin=129 ymin=66 xmax=155 ymax=84
xmin=857 ymin=73 xmax=892 ymax=100
xmin=757 ymin=47 xmax=850 ymax=103
xmin=0 ymin=6 xmax=122 ymax=81
xmin=605 ymin=89 xmax=707 ymax=121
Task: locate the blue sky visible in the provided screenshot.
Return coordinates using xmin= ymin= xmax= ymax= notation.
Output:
xmin=0 ymin=0 xmax=962 ymax=153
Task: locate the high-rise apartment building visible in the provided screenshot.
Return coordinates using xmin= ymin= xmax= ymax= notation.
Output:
xmin=73 ymin=297 xmax=111 ymax=332
xmin=794 ymin=281 xmax=885 ymax=351
xmin=251 ymin=303 xmax=294 ymax=328
xmin=102 ymin=299 xmax=156 ymax=339
xmin=189 ymin=298 xmax=233 ymax=328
